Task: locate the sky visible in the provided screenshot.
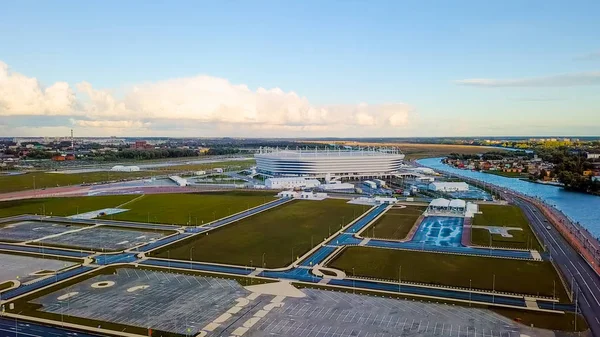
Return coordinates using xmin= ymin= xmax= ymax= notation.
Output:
xmin=0 ymin=0 xmax=599 ymax=138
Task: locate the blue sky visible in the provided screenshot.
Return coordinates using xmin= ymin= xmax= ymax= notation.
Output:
xmin=0 ymin=0 xmax=599 ymax=137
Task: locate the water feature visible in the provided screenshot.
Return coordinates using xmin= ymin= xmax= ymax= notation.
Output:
xmin=411 ymin=216 xmax=463 ymax=247
xmin=417 ymin=157 xmax=600 ymax=238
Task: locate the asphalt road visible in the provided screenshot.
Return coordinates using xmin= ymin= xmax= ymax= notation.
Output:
xmin=509 ymin=194 xmax=600 ymax=336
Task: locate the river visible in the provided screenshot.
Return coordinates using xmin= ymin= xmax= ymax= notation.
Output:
xmin=417 ymin=157 xmax=600 ymax=238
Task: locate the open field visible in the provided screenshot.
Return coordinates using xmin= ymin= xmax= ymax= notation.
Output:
xmin=152 ymin=199 xmax=367 ymax=267
xmin=305 ymin=141 xmax=507 ymax=160
xmin=107 ymin=191 xmax=276 ymax=225
xmin=0 ymin=171 xmax=153 ymax=193
xmin=0 ymin=195 xmax=137 ymax=219
xmin=471 ymin=204 xmax=543 ymax=250
xmin=153 ymin=159 xmax=255 ymax=172
xmin=328 ymin=246 xmax=569 ymax=301
xmin=483 ymin=170 xmax=528 ymax=178
xmin=362 ymin=206 xmax=425 ymax=240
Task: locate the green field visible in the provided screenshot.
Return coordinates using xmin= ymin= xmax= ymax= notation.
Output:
xmin=329 ymin=246 xmax=568 ymax=301
xmin=471 ymin=204 xmax=542 ymax=250
xmin=0 ymin=195 xmax=137 ymax=219
xmin=0 ymin=171 xmax=152 ymax=193
xmin=483 ymin=171 xmax=526 ymax=178
xmin=362 ymin=206 xmax=425 ymax=240
xmin=107 ymin=191 xmax=276 ymax=225
xmin=152 ymin=199 xmax=366 ymax=267
xmin=0 ymin=160 xmax=256 ymax=194
xmin=153 ymin=159 xmax=255 ymax=172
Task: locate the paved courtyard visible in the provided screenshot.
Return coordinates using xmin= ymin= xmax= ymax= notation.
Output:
xmin=0 ymin=221 xmax=85 ymax=242
xmin=39 ymin=226 xmax=165 ymax=251
xmin=0 ymin=253 xmax=75 ymax=283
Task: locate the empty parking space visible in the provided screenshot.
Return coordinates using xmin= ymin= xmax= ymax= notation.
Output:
xmin=0 ymin=253 xmax=75 ymax=284
xmin=0 ymin=221 xmax=85 ymax=242
xmin=244 ymin=288 xmax=524 ymax=337
xmin=38 ymin=226 xmax=166 ymax=251
xmin=32 ymin=268 xmax=252 ymax=335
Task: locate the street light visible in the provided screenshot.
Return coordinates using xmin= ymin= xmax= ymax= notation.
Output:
xmin=352 ymin=267 xmax=356 ymax=294
xmin=189 ymin=247 xmax=194 ymax=270
xmin=262 ymin=253 xmax=266 ymax=268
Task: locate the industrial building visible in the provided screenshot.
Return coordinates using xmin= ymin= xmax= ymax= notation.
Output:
xmin=428 ymin=182 xmax=469 ymax=192
xmin=264 ymin=177 xmax=321 ymax=189
xmin=255 ymin=147 xmax=405 ymax=180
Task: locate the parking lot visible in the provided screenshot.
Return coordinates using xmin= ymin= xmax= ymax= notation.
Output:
xmin=32 ymin=268 xmax=252 ymax=335
xmin=0 ymin=221 xmax=85 ymax=242
xmin=0 ymin=253 xmax=74 ymax=283
xmin=39 ymin=226 xmax=165 ymax=251
xmin=242 ymin=288 xmax=527 ymax=337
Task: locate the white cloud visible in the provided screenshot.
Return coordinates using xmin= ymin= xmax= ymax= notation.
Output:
xmin=0 ymin=60 xmax=414 ymax=135
xmin=0 ymin=61 xmax=76 ymax=115
xmin=455 ymin=71 xmax=600 ymax=88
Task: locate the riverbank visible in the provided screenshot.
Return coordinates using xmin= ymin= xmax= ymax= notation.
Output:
xmin=417 ymin=157 xmax=600 ymax=239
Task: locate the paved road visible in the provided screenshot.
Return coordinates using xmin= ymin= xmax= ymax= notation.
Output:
xmin=0 ymin=317 xmax=104 ymax=337
xmin=510 ymin=194 xmax=600 ymax=336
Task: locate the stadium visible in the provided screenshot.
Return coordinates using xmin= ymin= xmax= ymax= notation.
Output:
xmin=254 ymin=147 xmax=405 ymax=179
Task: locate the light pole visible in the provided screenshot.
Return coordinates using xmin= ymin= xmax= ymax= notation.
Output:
xmin=492 ymin=274 xmax=495 ymax=304
xmin=262 ymin=253 xmax=266 ymax=268
xmin=352 ymin=267 xmax=355 ymax=294
xmin=469 ymin=279 xmax=472 ymax=306
xmin=291 ymin=247 xmax=295 ymax=264
xmin=189 ymin=247 xmax=194 ymax=270
xmin=398 ymin=266 xmax=402 ymax=294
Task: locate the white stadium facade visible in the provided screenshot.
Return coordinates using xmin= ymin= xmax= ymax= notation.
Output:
xmin=255 ymin=147 xmax=405 ymax=180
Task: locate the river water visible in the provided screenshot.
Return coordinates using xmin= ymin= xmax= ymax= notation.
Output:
xmin=417 ymin=157 xmax=600 ymax=238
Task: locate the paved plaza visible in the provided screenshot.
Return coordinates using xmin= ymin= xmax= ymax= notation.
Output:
xmin=0 ymin=221 xmax=85 ymax=242
xmin=39 ymin=226 xmax=165 ymax=251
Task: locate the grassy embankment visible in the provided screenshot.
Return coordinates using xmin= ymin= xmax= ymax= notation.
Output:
xmin=483 ymin=170 xmax=528 ymax=178
xmin=361 ymin=206 xmax=426 ymax=240
xmin=107 ymin=191 xmax=276 ymax=225
xmin=329 ymin=246 xmax=568 ymax=301
xmin=305 ymin=141 xmax=508 ymax=160
xmin=0 ymin=195 xmax=138 ymax=220
xmin=152 ymin=199 xmax=367 ymax=268
xmin=471 ymin=204 xmax=543 ymax=251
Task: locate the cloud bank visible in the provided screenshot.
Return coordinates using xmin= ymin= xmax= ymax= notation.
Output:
xmin=0 ymin=61 xmax=413 ymax=136
xmin=455 ymin=71 xmax=600 ymax=88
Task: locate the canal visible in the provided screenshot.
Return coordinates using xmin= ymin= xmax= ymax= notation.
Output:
xmin=417 ymin=157 xmax=600 ymax=238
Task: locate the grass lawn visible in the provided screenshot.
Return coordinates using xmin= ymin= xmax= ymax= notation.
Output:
xmin=328 ymin=246 xmax=569 ymax=301
xmin=152 ymin=199 xmax=366 ymax=268
xmin=107 ymin=191 xmax=276 ymax=225
xmin=471 ymin=205 xmax=542 ymax=251
xmin=0 ymin=195 xmax=138 ymax=219
xmin=483 ymin=171 xmax=527 ymax=178
xmin=362 ymin=206 xmax=425 ymax=240
xmin=0 ymin=171 xmax=152 ymax=193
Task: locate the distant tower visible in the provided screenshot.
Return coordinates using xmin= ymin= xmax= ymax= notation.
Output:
xmin=70 ymin=129 xmax=74 ymax=149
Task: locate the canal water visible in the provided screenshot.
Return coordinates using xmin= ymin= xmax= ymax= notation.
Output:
xmin=417 ymin=157 xmax=600 ymax=238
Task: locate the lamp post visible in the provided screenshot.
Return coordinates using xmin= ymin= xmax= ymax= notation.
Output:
xmin=262 ymin=253 xmax=266 ymax=268
xmin=352 ymin=267 xmax=355 ymax=294
xmin=189 ymin=247 xmax=194 ymax=270
xmin=469 ymin=279 xmax=472 ymax=306
xmin=398 ymin=266 xmax=402 ymax=294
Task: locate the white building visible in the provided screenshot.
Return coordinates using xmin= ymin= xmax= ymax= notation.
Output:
xmin=428 ymin=182 xmax=469 ymax=192
xmin=414 ymin=167 xmax=436 ymax=175
xmin=363 ymin=180 xmax=377 ymax=189
xmin=214 ymin=168 xmax=224 ymax=173
xmin=169 ymin=175 xmax=188 ymax=186
xmin=427 ymin=198 xmax=477 ymax=217
xmin=277 ymin=190 xmax=327 ymax=200
xmin=587 ymin=153 xmax=600 ymax=160
xmin=265 ymin=177 xmax=321 ymax=189
xmin=373 ymin=179 xmax=386 ymax=187
xmin=194 ymin=170 xmax=206 ymax=176
xmin=111 ymin=165 xmax=140 ymax=172
xmin=319 ymin=182 xmax=355 ymax=191
xmin=255 ymin=148 xmax=405 ymax=179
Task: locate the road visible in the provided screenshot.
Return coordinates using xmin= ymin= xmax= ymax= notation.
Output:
xmin=509 ymin=193 xmax=600 ymax=336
